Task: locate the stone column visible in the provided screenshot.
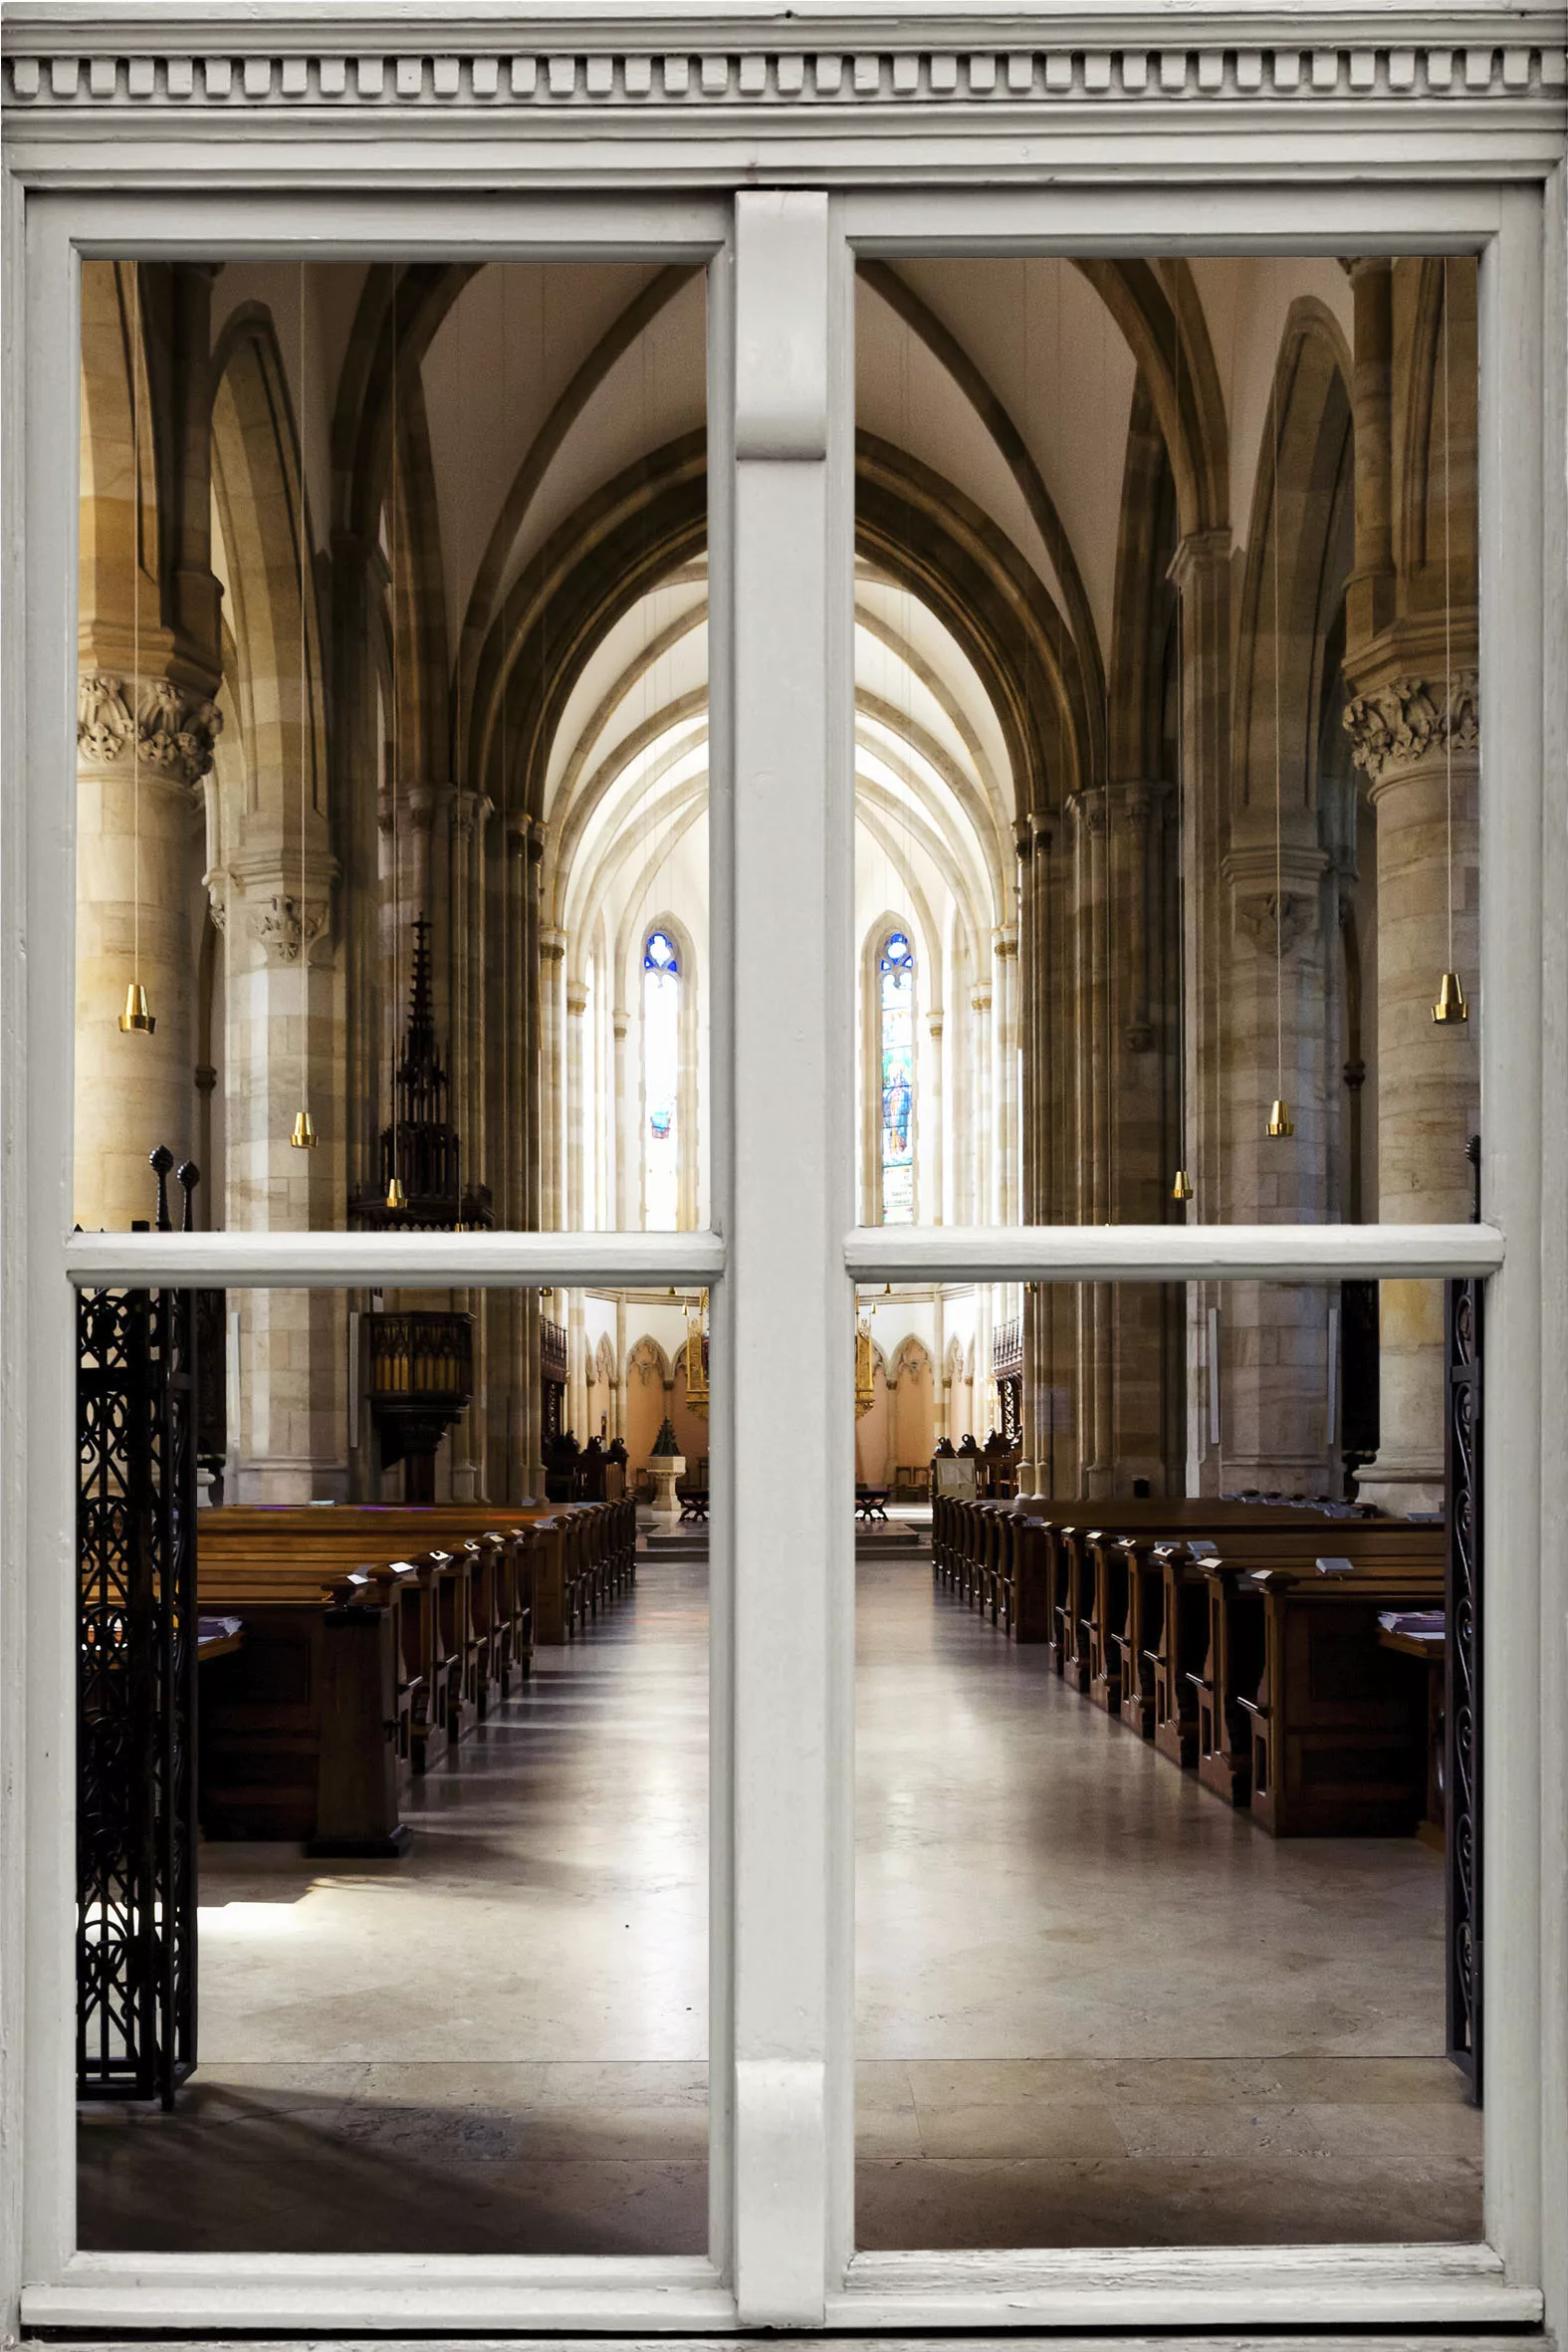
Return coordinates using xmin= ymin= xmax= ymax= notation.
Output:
xmin=567 ymin=1291 xmax=588 ymax=1440
xmin=1346 ymin=261 xmax=1397 ymax=649
xmin=1215 ymin=835 xmax=1336 ymax=1495
xmin=1171 ymin=529 xmax=1233 ymax=1495
xmin=1015 ymin=814 xmax=1062 ymax=1496
xmin=405 ymin=781 xmax=438 ymax=926
xmin=1345 ymin=673 xmax=1479 ymax=1514
xmin=75 ymin=671 xmax=221 ymax=1229
xmin=883 ymin=1372 xmax=900 ymax=1485
xmin=222 ymin=856 xmax=347 ymax=1503
xmin=450 ymin=789 xmax=492 ymax=1176
xmin=565 ymin=975 xmax=589 ymax=1229
xmin=970 ymin=979 xmax=993 ymax=1229
xmin=918 ymin=1009 xmax=943 ymax=1229
xmin=610 ymin=1005 xmax=631 ymax=1226
xmin=520 ymin=1285 xmax=545 ymax=1501
xmin=540 ymin=925 xmax=566 ymax=1229
xmin=1067 ymin=790 xmax=1114 ymax=1491
xmin=992 ymin=924 xmax=1018 ymax=1224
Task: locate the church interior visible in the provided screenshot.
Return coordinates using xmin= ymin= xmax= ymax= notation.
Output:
xmin=75 ymin=249 xmax=1481 ymax=2252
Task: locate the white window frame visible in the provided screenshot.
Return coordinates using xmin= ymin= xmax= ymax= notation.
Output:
xmin=2 ymin=11 xmax=1564 ymax=2343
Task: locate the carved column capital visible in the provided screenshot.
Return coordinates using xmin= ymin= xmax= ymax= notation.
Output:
xmin=1110 ymin=778 xmax=1164 ymax=834
xmin=565 ymin=979 xmax=589 ymax=1019
xmin=451 ymin=788 xmax=493 ymax=843
xmin=405 ymin=780 xmax=440 ymax=830
xmin=540 ymin=927 xmax=567 ymax=966
xmin=1222 ymin=842 xmax=1328 ymax=957
xmin=247 ymin=891 xmax=333 ymax=966
xmin=77 ymin=668 xmax=223 ymax=790
xmin=1343 ymin=671 xmax=1478 ymax=793
xmin=223 ymin=850 xmax=339 ymax=963
xmin=1167 ymin=527 xmax=1232 ymax=592
xmin=1065 ymin=786 xmax=1108 ymax=839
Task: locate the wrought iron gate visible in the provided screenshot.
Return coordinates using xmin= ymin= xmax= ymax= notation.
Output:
xmin=1445 ymin=1137 xmax=1482 ymax=2103
xmin=77 ymin=1148 xmax=200 ymax=2106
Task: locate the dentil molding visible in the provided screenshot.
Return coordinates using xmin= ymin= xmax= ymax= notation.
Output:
xmin=4 ymin=7 xmax=1565 ymax=117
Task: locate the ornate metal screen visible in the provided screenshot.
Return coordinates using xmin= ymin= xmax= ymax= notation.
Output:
xmin=77 ymin=1150 xmax=200 ymax=2106
xmin=1445 ymin=1138 xmax=1483 ymax=2104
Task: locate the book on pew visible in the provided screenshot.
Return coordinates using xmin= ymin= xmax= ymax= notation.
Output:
xmin=1315 ymin=1555 xmax=1357 ymax=1575
xmin=1188 ymin=1539 xmax=1219 ymax=1558
xmin=1378 ymin=1608 xmax=1446 ymax=1638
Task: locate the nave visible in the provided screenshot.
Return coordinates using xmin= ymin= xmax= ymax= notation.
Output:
xmin=81 ymin=1551 xmax=1477 ymax=2254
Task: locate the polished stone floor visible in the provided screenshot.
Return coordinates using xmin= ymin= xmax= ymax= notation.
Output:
xmin=854 ymin=1559 xmax=1479 ymax=2246
xmin=78 ymin=1555 xmax=1479 ymax=2253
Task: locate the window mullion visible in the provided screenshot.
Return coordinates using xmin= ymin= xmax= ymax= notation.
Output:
xmin=724 ymin=189 xmax=853 ymax=2325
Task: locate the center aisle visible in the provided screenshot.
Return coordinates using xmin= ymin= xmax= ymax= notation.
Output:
xmin=79 ymin=1548 xmax=1477 ymax=2256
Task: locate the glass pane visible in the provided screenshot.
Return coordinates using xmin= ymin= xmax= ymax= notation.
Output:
xmin=853 ymin=254 xmax=1480 ymax=1234
xmin=75 ymin=257 xmax=709 ymax=1236
xmin=855 ymin=1278 xmax=1475 ymax=2249
xmin=76 ymin=1279 xmax=709 ymax=2251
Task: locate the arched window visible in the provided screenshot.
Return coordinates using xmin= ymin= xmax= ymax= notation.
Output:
xmin=642 ymin=927 xmax=681 ymax=1230
xmin=878 ymin=928 xmax=916 ymax=1224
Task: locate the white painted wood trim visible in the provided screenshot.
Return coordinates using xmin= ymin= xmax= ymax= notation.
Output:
xmin=845 ymin=1222 xmax=1505 ymax=1284
xmin=3 ymin=5 xmax=1564 ymax=133
xmin=843 ymin=184 xmax=1508 ymax=251
xmin=61 ymin=1228 xmax=727 ymax=1292
xmin=15 ymin=188 xmax=85 ymax=2308
xmin=45 ymin=189 xmax=730 ymax=265
xmin=830 ymin=2243 xmax=1543 ymax=2330
xmin=9 ymin=2338 xmax=1554 ymax=2352
xmin=704 ymin=225 xmax=738 ymax=2289
xmin=1532 ymin=142 xmax=1568 ymax=2352
xmin=725 ymin=187 xmax=848 ymax=2329
xmin=1476 ymin=183 xmax=1548 ymax=2283
xmin=21 ymin=2254 xmax=736 ymax=2335
xmin=2 ymin=20 xmax=1564 ymax=2343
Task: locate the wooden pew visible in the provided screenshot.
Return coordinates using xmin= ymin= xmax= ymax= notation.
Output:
xmin=996 ymin=1496 xmax=1374 ymax=1658
xmin=1157 ymin=1526 xmax=1443 ymax=1787
xmin=1238 ymin=1563 xmax=1444 ymax=1834
xmin=199 ymin=1499 xmax=628 ymax=1647
xmin=1152 ymin=1541 xmax=1213 ymax=1767
xmin=196 ymin=1557 xmax=415 ymax=1851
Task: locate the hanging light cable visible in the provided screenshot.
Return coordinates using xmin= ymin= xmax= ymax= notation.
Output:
xmin=291 ymin=261 xmax=318 ymax=1147
xmin=1433 ymin=256 xmax=1467 ymax=1026
xmin=119 ymin=262 xmax=154 ymax=1036
xmin=1170 ymin=266 xmax=1194 ymax=1201
xmin=1266 ymin=362 xmax=1294 ymax=1139
xmin=386 ymin=266 xmax=406 ymax=1209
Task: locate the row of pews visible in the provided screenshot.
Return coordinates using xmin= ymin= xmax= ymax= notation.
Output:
xmin=933 ymin=1493 xmax=1445 ymax=1838
xmin=195 ymin=1500 xmax=636 ymax=1855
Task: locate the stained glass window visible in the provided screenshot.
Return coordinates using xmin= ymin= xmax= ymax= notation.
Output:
xmin=643 ymin=928 xmax=680 ymax=1230
xmin=879 ymin=929 xmax=915 ymax=1224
